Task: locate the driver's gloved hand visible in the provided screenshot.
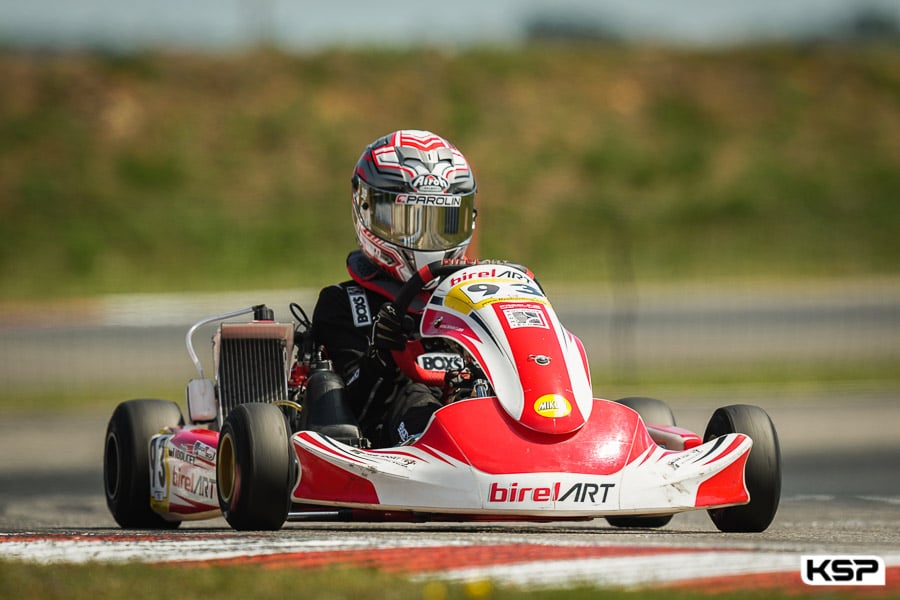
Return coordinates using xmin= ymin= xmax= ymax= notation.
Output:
xmin=372 ymin=303 xmax=408 ymax=351
xmin=367 ymin=303 xmax=413 ymax=372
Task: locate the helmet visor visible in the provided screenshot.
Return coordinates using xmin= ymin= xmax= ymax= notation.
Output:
xmin=360 ymin=185 xmax=476 ymax=252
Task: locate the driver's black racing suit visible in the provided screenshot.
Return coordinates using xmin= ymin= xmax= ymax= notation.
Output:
xmin=311 ymin=252 xmax=449 ymax=448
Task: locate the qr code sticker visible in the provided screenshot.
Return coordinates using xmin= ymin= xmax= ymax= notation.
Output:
xmin=504 ymin=308 xmax=547 ymax=329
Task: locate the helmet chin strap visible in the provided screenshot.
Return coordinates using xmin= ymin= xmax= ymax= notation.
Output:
xmin=397 ymin=249 xmax=443 ymax=287
xmin=410 ymin=249 xmax=449 ymax=272
xmin=405 ymin=247 xmax=470 ymax=286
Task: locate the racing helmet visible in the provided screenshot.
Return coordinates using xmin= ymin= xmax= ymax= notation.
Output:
xmin=352 ymin=130 xmax=477 ymax=281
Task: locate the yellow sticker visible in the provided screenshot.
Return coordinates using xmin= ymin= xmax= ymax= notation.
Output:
xmin=445 ymin=277 xmax=549 ymax=312
xmin=444 ymin=284 xmax=479 ymax=313
xmin=534 ymin=394 xmax=572 ymax=418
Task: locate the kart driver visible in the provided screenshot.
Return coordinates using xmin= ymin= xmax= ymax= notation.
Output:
xmin=311 ymin=130 xmax=478 ymax=448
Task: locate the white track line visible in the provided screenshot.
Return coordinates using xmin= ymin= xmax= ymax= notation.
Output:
xmin=2 ymin=535 xmax=898 ymax=590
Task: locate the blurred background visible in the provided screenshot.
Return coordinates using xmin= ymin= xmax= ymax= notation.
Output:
xmin=1 ymin=0 xmax=899 ymax=412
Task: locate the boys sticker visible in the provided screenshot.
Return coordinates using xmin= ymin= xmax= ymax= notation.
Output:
xmin=346 ymin=285 xmax=372 ymax=327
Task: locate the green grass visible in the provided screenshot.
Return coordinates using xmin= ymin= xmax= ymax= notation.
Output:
xmin=0 ymin=381 xmax=186 ymax=415
xmin=1 ymin=44 xmax=899 ymax=299
xmin=590 ymin=357 xmax=900 ymax=404
xmin=2 ymin=561 xmax=890 ymax=600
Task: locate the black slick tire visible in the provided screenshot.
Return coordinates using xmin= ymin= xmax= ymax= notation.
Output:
xmin=217 ymin=403 xmax=292 ymax=531
xmin=704 ymin=404 xmax=781 ymax=532
xmin=103 ymin=398 xmax=183 ymax=529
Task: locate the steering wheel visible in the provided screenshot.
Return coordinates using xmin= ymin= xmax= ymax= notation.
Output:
xmin=388 ymin=260 xmax=472 ymax=386
xmin=389 ymin=259 xmax=532 ymax=386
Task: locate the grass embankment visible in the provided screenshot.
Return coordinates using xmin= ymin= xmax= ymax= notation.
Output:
xmin=2 ymin=44 xmax=900 ymax=410
xmin=1 ymin=45 xmax=899 ymax=299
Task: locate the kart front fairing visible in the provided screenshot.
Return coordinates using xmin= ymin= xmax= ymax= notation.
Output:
xmin=291 ymin=397 xmax=751 ymax=517
xmin=289 ymin=265 xmax=752 ymax=518
xmin=418 ymin=265 xmax=593 ymax=435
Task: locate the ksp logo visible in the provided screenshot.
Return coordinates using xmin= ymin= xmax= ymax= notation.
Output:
xmin=801 ymin=555 xmax=885 ymax=586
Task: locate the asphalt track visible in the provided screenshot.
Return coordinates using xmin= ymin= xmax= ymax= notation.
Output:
xmin=1 ymin=396 xmax=899 ymax=591
xmin=1 ymin=283 xmax=899 ymax=590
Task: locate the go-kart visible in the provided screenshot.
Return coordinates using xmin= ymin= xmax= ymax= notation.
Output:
xmin=103 ymin=260 xmax=781 ymax=532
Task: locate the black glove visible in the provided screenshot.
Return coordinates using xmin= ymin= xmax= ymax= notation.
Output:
xmin=367 ymin=303 xmax=414 ymax=373
xmin=371 ymin=303 xmax=409 ymax=351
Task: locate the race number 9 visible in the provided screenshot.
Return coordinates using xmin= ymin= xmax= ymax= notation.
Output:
xmin=463 ymin=282 xmax=543 ymax=303
xmin=465 ymin=283 xmax=500 ymax=298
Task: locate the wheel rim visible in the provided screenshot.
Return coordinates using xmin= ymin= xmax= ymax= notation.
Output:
xmin=218 ymin=432 xmax=236 ymax=504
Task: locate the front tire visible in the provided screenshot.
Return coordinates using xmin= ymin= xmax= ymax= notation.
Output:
xmin=103 ymin=398 xmax=183 ymax=528
xmin=605 ymin=397 xmax=676 ymax=529
xmin=704 ymin=404 xmax=781 ymax=532
xmin=217 ymin=403 xmax=292 ymax=531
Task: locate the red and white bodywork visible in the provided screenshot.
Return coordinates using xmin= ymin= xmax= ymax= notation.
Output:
xmin=287 ymin=265 xmax=751 ymax=518
xmin=292 ymin=398 xmax=750 ymax=517
xmin=149 ymin=426 xmax=221 ymax=521
xmin=147 ymin=264 xmax=752 ymax=523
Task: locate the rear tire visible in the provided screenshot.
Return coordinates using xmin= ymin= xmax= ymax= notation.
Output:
xmin=704 ymin=404 xmax=781 ymax=532
xmin=615 ymin=396 xmax=676 ymax=427
xmin=103 ymin=399 xmax=183 ymax=529
xmin=605 ymin=397 xmax=676 ymax=529
xmin=217 ymin=403 xmax=292 ymax=531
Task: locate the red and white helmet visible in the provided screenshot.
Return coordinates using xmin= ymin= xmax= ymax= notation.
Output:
xmin=352 ymin=130 xmax=477 ymax=281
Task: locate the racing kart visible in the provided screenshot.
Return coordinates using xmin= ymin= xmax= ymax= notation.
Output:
xmin=103 ymin=260 xmax=781 ymax=532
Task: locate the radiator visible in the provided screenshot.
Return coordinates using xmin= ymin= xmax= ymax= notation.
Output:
xmin=214 ymin=322 xmax=294 ymax=421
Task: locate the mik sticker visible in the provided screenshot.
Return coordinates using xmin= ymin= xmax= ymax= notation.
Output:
xmin=534 ymin=394 xmax=572 ymax=418
xmin=346 ymin=285 xmax=372 ymax=327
